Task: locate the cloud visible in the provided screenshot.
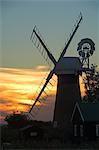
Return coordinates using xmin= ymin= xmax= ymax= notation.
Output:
xmin=35 ymin=65 xmax=50 ymax=71
xmin=79 ymin=75 xmax=86 ymax=97
xmin=0 ymin=66 xmax=86 ymax=123
xmin=0 ymin=66 xmax=56 ymax=123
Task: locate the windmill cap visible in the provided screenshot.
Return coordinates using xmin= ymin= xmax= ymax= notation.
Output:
xmin=55 ymin=57 xmax=82 ymax=75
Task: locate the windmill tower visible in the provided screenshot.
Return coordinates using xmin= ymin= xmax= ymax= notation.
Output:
xmin=53 ymin=57 xmax=82 ymax=128
xmin=29 ymin=13 xmax=83 ymax=133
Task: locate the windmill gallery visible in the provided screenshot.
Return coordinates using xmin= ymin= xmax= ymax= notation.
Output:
xmin=5 ymin=13 xmax=99 ymax=143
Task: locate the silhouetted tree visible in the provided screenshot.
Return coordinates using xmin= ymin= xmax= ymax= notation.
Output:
xmin=5 ymin=112 xmax=30 ymax=128
xmin=83 ymin=64 xmax=99 ymax=102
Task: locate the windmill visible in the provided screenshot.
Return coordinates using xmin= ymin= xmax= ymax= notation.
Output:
xmin=77 ymin=38 xmax=95 ymax=89
xmin=77 ymin=38 xmax=95 ymax=69
xmin=29 ymin=13 xmax=83 ymax=131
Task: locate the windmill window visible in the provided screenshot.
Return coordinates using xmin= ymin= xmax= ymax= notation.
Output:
xmin=74 ymin=125 xmax=77 ymax=136
xmin=96 ymin=125 xmax=99 ymax=137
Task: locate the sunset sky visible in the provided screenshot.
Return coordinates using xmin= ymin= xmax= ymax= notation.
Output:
xmin=0 ymin=66 xmax=57 ymax=123
xmin=0 ymin=0 xmax=99 ymax=124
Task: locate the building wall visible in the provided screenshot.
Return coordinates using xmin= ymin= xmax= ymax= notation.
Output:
xmin=73 ymin=123 xmax=98 ymax=140
xmin=84 ymin=123 xmax=96 ymax=140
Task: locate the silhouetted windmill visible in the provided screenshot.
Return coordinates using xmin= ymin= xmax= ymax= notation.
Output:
xmin=29 ymin=13 xmax=83 ymax=130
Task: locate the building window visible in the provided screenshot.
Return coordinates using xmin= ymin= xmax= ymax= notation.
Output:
xmin=96 ymin=125 xmax=99 ymax=136
xmin=30 ymin=132 xmax=37 ymax=137
xmin=74 ymin=125 xmax=77 ymax=136
xmin=53 ymin=121 xmax=57 ymax=128
xmin=80 ymin=125 xmax=83 ymax=137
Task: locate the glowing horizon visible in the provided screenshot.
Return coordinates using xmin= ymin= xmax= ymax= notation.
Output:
xmin=0 ymin=66 xmax=86 ymax=124
xmin=0 ymin=66 xmax=57 ymax=123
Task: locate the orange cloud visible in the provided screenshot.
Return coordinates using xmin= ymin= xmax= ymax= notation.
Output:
xmin=0 ymin=66 xmax=56 ymax=123
xmin=0 ymin=67 xmax=86 ymax=124
xmin=79 ymin=75 xmax=86 ymax=97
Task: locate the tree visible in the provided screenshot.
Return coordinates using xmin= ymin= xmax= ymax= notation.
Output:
xmin=5 ymin=112 xmax=30 ymax=128
xmin=83 ymin=64 xmax=99 ymax=102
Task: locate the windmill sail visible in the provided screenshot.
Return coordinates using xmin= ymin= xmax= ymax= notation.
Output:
xmin=29 ymin=70 xmax=54 ymax=113
xmin=29 ymin=12 xmax=83 ymax=115
xmin=30 ymin=26 xmax=56 ymax=66
xmin=58 ymin=12 xmax=82 ymax=61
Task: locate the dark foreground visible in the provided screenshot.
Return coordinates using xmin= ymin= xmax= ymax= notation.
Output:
xmin=2 ymin=140 xmax=99 ymax=150
xmin=1 ymin=124 xmax=99 ymax=149
xmin=1 ymin=140 xmax=99 ymax=150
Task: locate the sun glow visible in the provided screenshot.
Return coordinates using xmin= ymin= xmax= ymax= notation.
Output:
xmin=79 ymin=75 xmax=86 ymax=97
xmin=0 ymin=67 xmax=86 ymax=124
xmin=0 ymin=66 xmax=56 ymax=123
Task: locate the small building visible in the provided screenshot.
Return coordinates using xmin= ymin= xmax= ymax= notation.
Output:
xmin=71 ymin=102 xmax=99 ymax=140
